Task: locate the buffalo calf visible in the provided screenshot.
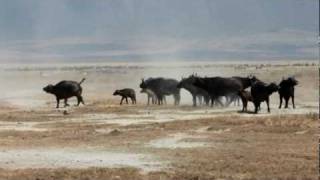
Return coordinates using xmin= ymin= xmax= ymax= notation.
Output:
xmin=113 ymin=88 xmax=136 ymax=105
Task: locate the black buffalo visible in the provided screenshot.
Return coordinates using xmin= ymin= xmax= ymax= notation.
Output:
xmin=140 ymin=88 xmax=167 ymax=105
xmin=140 ymin=78 xmax=180 ymax=105
xmin=140 ymin=88 xmax=157 ymax=105
xmin=193 ymin=76 xmax=242 ymax=107
xmin=177 ymin=75 xmax=210 ymax=106
xmin=43 ymin=78 xmax=85 ymax=108
xmin=251 ymin=81 xmax=279 ymax=113
xmin=232 ymin=75 xmax=259 ymax=90
xmin=238 ymin=90 xmax=253 ymax=112
xmin=278 ymin=77 xmax=298 ymax=109
xmin=113 ymin=88 xmax=136 ymax=105
xmin=226 ymin=75 xmax=260 ymax=106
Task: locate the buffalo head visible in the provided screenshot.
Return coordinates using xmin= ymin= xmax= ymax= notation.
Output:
xmin=267 ymin=83 xmax=279 ymax=93
xmin=139 ymin=78 xmax=147 ymax=89
xmin=113 ymin=90 xmax=120 ymax=96
xmin=288 ymin=77 xmax=298 ymax=86
xmin=43 ymin=84 xmax=54 ymax=94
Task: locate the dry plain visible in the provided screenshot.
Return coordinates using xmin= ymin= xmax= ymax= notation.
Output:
xmin=0 ymin=61 xmax=318 ymax=180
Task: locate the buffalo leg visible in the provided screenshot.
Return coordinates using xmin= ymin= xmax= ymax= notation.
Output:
xmin=225 ymin=96 xmax=229 ymax=106
xmin=231 ymin=95 xmax=238 ymax=106
xmin=75 ymin=97 xmax=79 ymax=106
xmin=244 ymin=100 xmax=248 ymax=112
xmin=266 ymin=97 xmax=270 ymax=113
xmin=176 ymin=96 xmax=179 ymax=105
xmin=152 ymin=96 xmax=156 ymax=104
xmin=285 ymin=97 xmax=289 ymax=108
xmin=147 ymin=95 xmax=150 ymax=105
xmin=175 ymin=94 xmax=180 ymax=105
xmin=292 ymin=95 xmax=295 ymax=108
xmin=232 ymin=96 xmax=238 ymax=106
xmin=120 ymin=97 xmax=124 ymax=105
xmin=192 ymin=95 xmax=197 ymax=107
xmin=76 ymin=96 xmax=84 ymax=106
xmin=125 ymin=97 xmax=128 ymax=104
xmin=254 ymin=101 xmax=260 ymax=113
xmin=76 ymin=97 xmax=80 ymax=106
xmin=56 ymin=98 xmax=60 ymax=108
xmin=240 ymin=98 xmax=245 ymax=112
xmin=198 ymin=96 xmax=203 ymax=105
xmin=233 ymin=96 xmax=239 ymax=106
xmin=81 ymin=96 xmax=85 ymax=105
xmin=234 ymin=96 xmax=240 ymax=106
xmin=157 ymin=95 xmax=162 ymax=105
xmin=211 ymin=97 xmax=214 ymax=107
xmin=279 ymin=95 xmax=283 ymax=109
xmin=64 ymin=98 xmax=70 ymax=107
xmin=241 ymin=103 xmax=245 ymax=112
xmin=242 ymin=100 xmax=247 ymax=112
xmin=205 ymin=96 xmax=210 ymax=106
xmin=225 ymin=96 xmax=230 ymax=107
xmin=156 ymin=94 xmax=162 ymax=105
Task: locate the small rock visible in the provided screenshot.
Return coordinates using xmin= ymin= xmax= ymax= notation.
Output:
xmin=207 ymin=126 xmax=217 ymax=131
xmin=63 ymin=110 xmax=69 ymax=115
xmin=109 ymin=129 xmax=121 ymax=136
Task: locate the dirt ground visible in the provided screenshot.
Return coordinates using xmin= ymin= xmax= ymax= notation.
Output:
xmin=0 ymin=61 xmax=318 ymax=180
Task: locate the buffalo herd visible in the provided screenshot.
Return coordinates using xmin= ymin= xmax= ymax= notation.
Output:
xmin=43 ymin=75 xmax=298 ymax=114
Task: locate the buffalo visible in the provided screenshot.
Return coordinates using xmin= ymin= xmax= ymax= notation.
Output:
xmin=43 ymin=78 xmax=85 ymax=108
xmin=278 ymin=77 xmax=298 ymax=109
xmin=140 ymin=88 xmax=166 ymax=105
xmin=140 ymin=88 xmax=157 ymax=105
xmin=226 ymin=75 xmax=260 ymax=106
xmin=238 ymin=90 xmax=253 ymax=112
xmin=193 ymin=76 xmax=242 ymax=107
xmin=140 ymin=78 xmax=180 ymax=105
xmin=177 ymin=75 xmax=210 ymax=106
xmin=113 ymin=88 xmax=136 ymax=105
xmin=232 ymin=75 xmax=259 ymax=90
xmin=251 ymin=81 xmax=279 ymax=113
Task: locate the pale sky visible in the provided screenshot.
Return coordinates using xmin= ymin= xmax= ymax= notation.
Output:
xmin=0 ymin=0 xmax=317 ymax=63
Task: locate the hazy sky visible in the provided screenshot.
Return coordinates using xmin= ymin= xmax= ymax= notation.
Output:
xmin=0 ymin=0 xmax=317 ymax=63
